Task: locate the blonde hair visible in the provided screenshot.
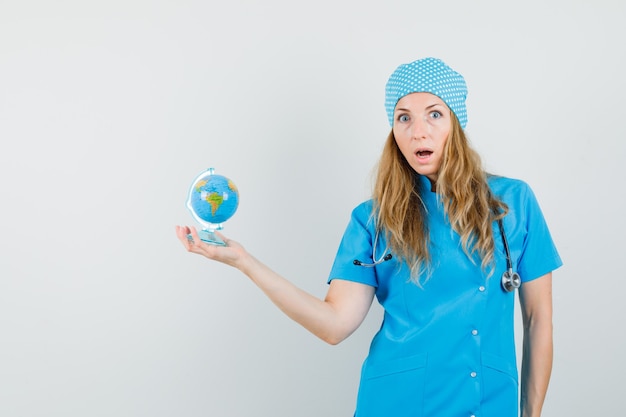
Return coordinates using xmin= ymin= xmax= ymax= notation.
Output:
xmin=372 ymin=114 xmax=508 ymax=284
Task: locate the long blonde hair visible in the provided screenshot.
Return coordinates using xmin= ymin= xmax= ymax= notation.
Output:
xmin=372 ymin=114 xmax=508 ymax=283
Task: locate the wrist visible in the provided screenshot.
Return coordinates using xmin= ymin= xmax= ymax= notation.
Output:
xmin=237 ymin=251 xmax=260 ymax=276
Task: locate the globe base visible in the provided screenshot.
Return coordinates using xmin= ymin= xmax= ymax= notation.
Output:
xmin=187 ymin=229 xmax=226 ymax=246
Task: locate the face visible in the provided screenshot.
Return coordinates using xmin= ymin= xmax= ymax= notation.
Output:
xmin=392 ymin=92 xmax=452 ymax=182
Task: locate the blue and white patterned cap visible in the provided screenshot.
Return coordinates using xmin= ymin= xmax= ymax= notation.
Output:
xmin=385 ymin=57 xmax=468 ymax=128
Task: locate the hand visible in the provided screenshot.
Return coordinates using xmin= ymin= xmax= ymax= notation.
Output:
xmin=175 ymin=225 xmax=247 ymax=269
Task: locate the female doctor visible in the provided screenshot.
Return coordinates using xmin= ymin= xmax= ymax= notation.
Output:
xmin=175 ymin=57 xmax=562 ymax=417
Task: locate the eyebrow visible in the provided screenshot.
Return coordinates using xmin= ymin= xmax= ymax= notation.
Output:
xmin=394 ymin=103 xmax=445 ymax=113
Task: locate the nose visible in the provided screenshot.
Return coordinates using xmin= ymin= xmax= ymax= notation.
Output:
xmin=411 ymin=116 xmax=430 ymax=140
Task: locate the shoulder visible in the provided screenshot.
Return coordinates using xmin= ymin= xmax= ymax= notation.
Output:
xmin=487 ymin=175 xmax=537 ymax=205
xmin=487 ymin=175 xmax=531 ymax=195
xmin=488 ymin=176 xmax=563 ymax=279
xmin=340 ymin=200 xmax=377 ymax=235
xmin=351 ymin=199 xmax=375 ymax=219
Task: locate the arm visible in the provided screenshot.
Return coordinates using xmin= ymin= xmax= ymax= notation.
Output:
xmin=518 ymin=272 xmax=553 ymax=417
xmin=175 ymin=226 xmax=375 ymax=345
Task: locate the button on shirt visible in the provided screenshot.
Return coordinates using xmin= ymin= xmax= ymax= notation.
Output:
xmin=328 ymin=175 xmax=562 ymax=417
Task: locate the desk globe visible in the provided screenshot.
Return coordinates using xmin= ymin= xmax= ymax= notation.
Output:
xmin=186 ymin=168 xmax=239 ymax=245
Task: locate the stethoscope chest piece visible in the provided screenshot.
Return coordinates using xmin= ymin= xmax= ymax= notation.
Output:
xmin=501 ymin=270 xmax=521 ymax=292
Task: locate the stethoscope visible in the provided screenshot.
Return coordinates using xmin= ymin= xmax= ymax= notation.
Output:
xmin=496 ymin=218 xmax=521 ymax=292
xmin=353 ymin=219 xmax=521 ymax=293
xmin=353 ymin=230 xmax=393 ymax=267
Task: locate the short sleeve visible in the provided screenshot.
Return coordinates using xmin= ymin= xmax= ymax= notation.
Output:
xmin=516 ymin=183 xmax=563 ymax=282
xmin=327 ymin=201 xmax=379 ymax=287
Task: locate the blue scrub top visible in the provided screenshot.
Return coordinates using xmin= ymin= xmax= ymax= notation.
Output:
xmin=328 ymin=175 xmax=562 ymax=417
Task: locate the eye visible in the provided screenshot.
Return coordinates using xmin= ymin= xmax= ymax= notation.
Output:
xmin=429 ymin=110 xmax=442 ymax=119
xmin=397 ymin=114 xmax=410 ymax=123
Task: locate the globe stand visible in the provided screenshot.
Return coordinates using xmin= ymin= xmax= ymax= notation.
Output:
xmin=187 ymin=223 xmax=226 ymax=246
xmin=188 ymin=229 xmax=226 ymax=246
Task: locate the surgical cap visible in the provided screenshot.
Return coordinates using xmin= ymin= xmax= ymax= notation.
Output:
xmin=385 ymin=57 xmax=468 ymax=128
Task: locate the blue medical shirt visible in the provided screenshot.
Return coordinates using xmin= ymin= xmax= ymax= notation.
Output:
xmin=328 ymin=175 xmax=562 ymax=417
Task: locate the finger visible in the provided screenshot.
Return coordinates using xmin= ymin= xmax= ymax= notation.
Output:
xmin=187 ymin=226 xmax=199 ymax=241
xmin=176 ymin=225 xmax=203 ymax=254
xmin=174 ymin=225 xmax=185 ymax=243
xmin=175 ymin=225 xmax=192 ymax=246
xmin=187 ymin=227 xmax=209 ymax=253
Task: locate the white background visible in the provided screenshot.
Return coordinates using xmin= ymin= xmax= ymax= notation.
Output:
xmin=1 ymin=1 xmax=624 ymax=416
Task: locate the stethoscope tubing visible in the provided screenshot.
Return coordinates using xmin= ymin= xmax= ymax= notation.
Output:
xmin=354 ymin=219 xmax=521 ymax=292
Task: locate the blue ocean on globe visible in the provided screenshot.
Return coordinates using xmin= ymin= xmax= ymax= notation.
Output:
xmin=187 ymin=169 xmax=239 ymax=228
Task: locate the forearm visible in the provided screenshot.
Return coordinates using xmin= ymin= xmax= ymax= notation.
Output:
xmin=237 ymin=253 xmax=356 ymax=344
xmin=520 ymin=317 xmax=553 ymax=417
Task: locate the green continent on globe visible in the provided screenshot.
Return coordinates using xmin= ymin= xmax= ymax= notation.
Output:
xmin=206 ymin=192 xmax=224 ymax=215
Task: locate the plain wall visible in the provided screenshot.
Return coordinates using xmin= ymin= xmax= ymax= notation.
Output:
xmin=1 ymin=0 xmax=624 ymax=416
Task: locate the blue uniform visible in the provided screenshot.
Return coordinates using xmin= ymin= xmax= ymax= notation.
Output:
xmin=328 ymin=175 xmax=562 ymax=417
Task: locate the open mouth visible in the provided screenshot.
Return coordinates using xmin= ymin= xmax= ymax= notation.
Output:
xmin=416 ymin=150 xmax=433 ymax=158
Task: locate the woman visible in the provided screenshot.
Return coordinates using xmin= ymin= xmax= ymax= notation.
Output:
xmin=175 ymin=57 xmax=562 ymax=417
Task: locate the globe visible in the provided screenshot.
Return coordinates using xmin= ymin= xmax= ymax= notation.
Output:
xmin=186 ymin=168 xmax=239 ymax=245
